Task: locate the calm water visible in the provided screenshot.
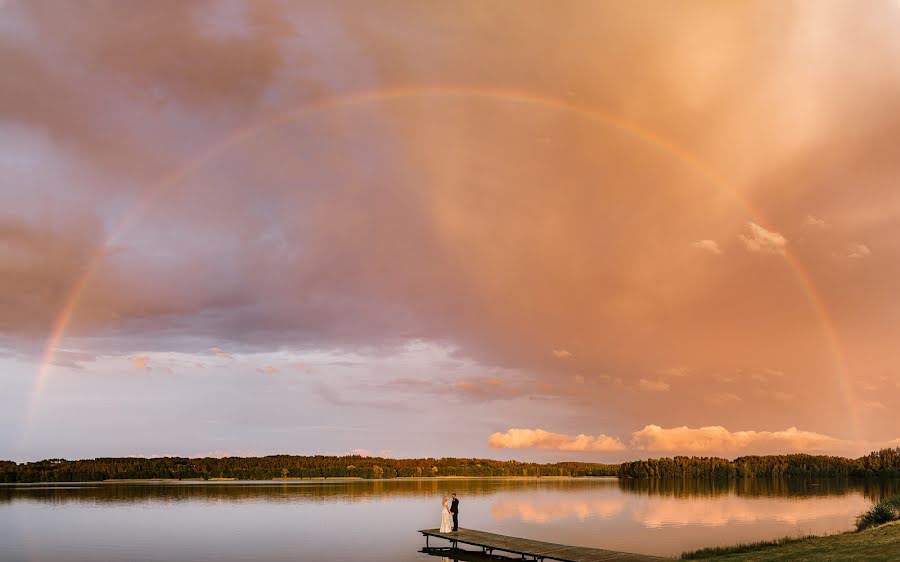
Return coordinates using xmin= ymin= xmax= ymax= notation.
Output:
xmin=1 ymin=478 xmax=898 ymax=561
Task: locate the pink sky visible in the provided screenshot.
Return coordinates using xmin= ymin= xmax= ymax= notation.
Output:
xmin=2 ymin=1 xmax=899 ymax=461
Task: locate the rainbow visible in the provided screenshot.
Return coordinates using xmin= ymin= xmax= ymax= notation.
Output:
xmin=25 ymin=85 xmax=861 ymax=440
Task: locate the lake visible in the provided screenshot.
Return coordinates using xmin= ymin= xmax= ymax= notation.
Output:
xmin=2 ymin=478 xmax=898 ymax=561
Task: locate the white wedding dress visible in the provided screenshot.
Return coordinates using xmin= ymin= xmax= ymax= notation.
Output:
xmin=439 ymin=501 xmax=452 ymax=532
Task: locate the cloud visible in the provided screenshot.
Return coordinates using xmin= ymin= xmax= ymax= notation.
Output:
xmin=131 ymin=355 xmax=150 ymax=370
xmin=751 ymin=368 xmax=785 ymax=383
xmin=638 ymin=379 xmax=670 ymax=392
xmin=631 ymin=425 xmax=842 ymax=453
xmin=838 ymin=243 xmax=871 ymax=259
xmin=256 ymin=365 xmax=278 ymax=374
xmin=861 ymin=400 xmax=887 ymax=411
xmin=804 ymin=214 xmax=827 ymax=228
xmin=552 ymin=349 xmax=572 ymax=359
xmin=739 ymin=222 xmax=787 ymax=255
xmin=488 ymin=428 xmax=626 ymax=452
xmin=50 ymin=350 xmax=100 ymax=370
xmin=660 ymin=366 xmax=690 ymax=377
xmin=706 ymin=392 xmax=742 ymax=405
xmin=692 ymin=239 xmax=722 ymax=254
xmin=209 ymin=347 xmax=233 ymax=359
xmin=574 ymin=373 xmax=585 ymax=384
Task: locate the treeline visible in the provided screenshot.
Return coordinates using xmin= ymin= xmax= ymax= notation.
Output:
xmin=0 ymin=456 xmax=619 ymax=483
xmin=617 ymin=448 xmax=900 ymax=479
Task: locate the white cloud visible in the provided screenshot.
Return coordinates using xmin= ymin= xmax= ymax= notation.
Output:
xmin=739 ymin=222 xmax=787 ymax=255
xmin=488 ymin=428 xmax=626 ymax=452
xmin=692 ymin=239 xmax=722 ymax=254
xmin=638 ymin=378 xmax=670 ymax=392
xmin=631 ymin=425 xmax=841 ymax=453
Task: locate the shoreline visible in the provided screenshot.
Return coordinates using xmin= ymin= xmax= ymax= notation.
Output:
xmin=684 ymin=520 xmax=900 ymax=560
xmin=1 ymin=475 xmax=619 ymax=485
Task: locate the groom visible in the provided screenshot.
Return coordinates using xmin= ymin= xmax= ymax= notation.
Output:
xmin=450 ymin=493 xmax=459 ymax=531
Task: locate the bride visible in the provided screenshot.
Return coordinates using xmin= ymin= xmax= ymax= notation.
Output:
xmin=439 ymin=495 xmax=453 ymax=532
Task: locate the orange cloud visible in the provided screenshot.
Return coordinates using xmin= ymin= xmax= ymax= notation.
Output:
xmin=131 ymin=355 xmax=150 ymax=370
xmin=488 ymin=428 xmax=626 ymax=452
xmin=630 ymin=424 xmax=842 ymax=453
xmin=256 ymin=365 xmax=278 ymax=374
xmin=804 ymin=214 xmax=827 ymax=228
xmin=638 ymin=379 xmax=670 ymax=392
xmin=692 ymin=239 xmax=722 ymax=254
xmin=706 ymin=392 xmax=742 ymax=405
xmin=739 ymin=222 xmax=787 ymax=255
xmin=838 ymin=243 xmax=871 ymax=259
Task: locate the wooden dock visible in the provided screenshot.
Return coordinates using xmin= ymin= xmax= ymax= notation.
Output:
xmin=418 ymin=528 xmax=665 ymax=561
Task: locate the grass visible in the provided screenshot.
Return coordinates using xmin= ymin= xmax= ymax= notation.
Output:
xmin=680 ymin=535 xmax=818 ymax=559
xmin=856 ymin=495 xmax=900 ymax=531
xmin=681 ymin=496 xmax=900 ymax=560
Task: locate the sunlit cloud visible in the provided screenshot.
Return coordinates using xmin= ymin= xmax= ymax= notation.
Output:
xmin=209 ymin=346 xmax=233 ymax=359
xmin=553 ymin=349 xmax=572 ymax=359
xmin=630 ymin=425 xmax=842 ymax=453
xmin=705 ymin=392 xmax=742 ymax=405
xmin=256 ymin=365 xmax=278 ymax=374
xmin=751 ymin=368 xmax=785 ymax=383
xmin=488 ymin=428 xmax=626 ymax=452
xmin=638 ymin=379 xmax=670 ymax=392
xmin=660 ymin=366 xmax=690 ymax=377
xmin=861 ymin=400 xmax=887 ymax=411
xmin=692 ymin=239 xmax=722 ymax=254
xmin=739 ymin=222 xmax=787 ymax=255
xmin=836 ymin=243 xmax=871 ymax=259
xmin=131 ymin=355 xmax=150 ymax=370
xmin=803 ymin=214 xmax=827 ymax=228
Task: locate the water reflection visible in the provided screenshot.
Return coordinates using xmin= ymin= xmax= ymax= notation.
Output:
xmin=492 ymin=495 xmax=626 ymax=522
xmin=2 ymin=478 xmax=899 ymax=560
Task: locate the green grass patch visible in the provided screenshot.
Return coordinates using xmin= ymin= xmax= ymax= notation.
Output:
xmin=856 ymin=495 xmax=900 ymax=531
xmin=680 ymin=535 xmax=817 ymax=559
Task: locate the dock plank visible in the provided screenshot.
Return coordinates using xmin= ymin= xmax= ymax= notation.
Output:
xmin=419 ymin=528 xmax=664 ymax=561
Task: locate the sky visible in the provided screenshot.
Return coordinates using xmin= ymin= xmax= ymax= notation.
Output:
xmin=2 ymin=0 xmax=900 ymax=463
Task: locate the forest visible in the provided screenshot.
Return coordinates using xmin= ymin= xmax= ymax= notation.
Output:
xmin=616 ymin=448 xmax=900 ymax=479
xmin=0 ymin=456 xmax=618 ymax=482
xmin=3 ymin=448 xmax=899 ymax=482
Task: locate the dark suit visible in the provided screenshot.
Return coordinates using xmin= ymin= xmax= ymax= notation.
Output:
xmin=450 ymin=497 xmax=459 ymax=531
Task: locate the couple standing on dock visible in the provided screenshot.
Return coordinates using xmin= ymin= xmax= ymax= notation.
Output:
xmin=439 ymin=493 xmax=459 ymax=533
